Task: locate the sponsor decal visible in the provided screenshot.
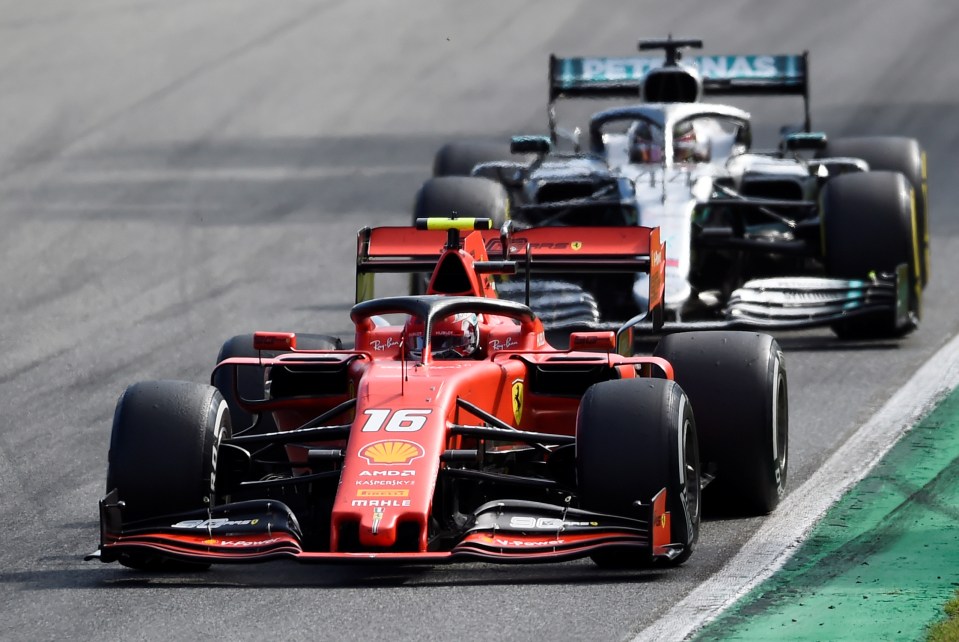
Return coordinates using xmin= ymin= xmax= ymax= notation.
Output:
xmin=370 ymin=337 xmax=402 ymax=351
xmin=695 ymin=55 xmax=784 ymax=80
xmin=535 ymin=332 xmax=546 ymax=347
xmin=215 ymin=538 xmax=284 ymax=548
xmin=488 ymin=536 xmax=567 ymax=548
xmin=351 ymin=499 xmax=412 ymax=507
xmin=509 ymin=516 xmax=599 ymax=529
xmin=357 ymin=489 xmax=409 ymax=498
xmin=360 ymin=408 xmax=431 ymax=432
xmin=517 ymin=240 xmax=568 ymax=251
xmin=356 ymin=479 xmax=412 ymax=486
xmin=360 ymin=440 xmax=424 ymax=465
xmin=485 ymin=238 xmax=570 ymax=253
xmin=511 ymin=379 xmax=524 ymax=425
xmin=659 ymin=514 xmax=667 ymax=529
xmin=577 ymin=57 xmax=655 ymax=81
xmin=568 ymin=55 xmax=788 ymax=83
xmin=484 ymin=239 xmax=503 ymax=253
xmin=371 ymin=507 xmax=384 ymax=535
xmin=172 ymin=518 xmax=259 ymax=530
xmin=571 ymin=241 xmax=582 ymax=251
xmin=359 ymin=469 xmax=415 ymax=477
xmin=489 ymin=336 xmax=518 ymax=351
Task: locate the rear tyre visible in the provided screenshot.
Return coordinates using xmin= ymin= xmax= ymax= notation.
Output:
xmin=576 ymin=378 xmax=700 ymax=567
xmin=410 ymin=176 xmax=510 ymax=294
xmin=107 ymin=380 xmax=231 ymax=570
xmin=821 ymin=171 xmax=920 ymax=338
xmin=212 ymin=333 xmax=341 ymax=434
xmin=654 ymin=331 xmax=788 ymax=516
xmin=821 ymin=136 xmax=928 ymax=287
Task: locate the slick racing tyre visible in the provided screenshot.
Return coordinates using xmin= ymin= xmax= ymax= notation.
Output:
xmin=576 ymin=378 xmax=700 ymax=567
xmin=212 ymin=333 xmax=341 ymax=434
xmin=412 ymin=176 xmax=510 ymax=227
xmin=821 ymin=171 xmax=921 ymax=339
xmin=410 ymin=176 xmax=510 ymax=294
xmin=107 ymin=381 xmax=231 ymax=570
xmin=654 ymin=331 xmax=788 ymax=516
xmin=820 ymin=136 xmax=928 ymax=287
xmin=432 ymin=141 xmax=514 ymax=177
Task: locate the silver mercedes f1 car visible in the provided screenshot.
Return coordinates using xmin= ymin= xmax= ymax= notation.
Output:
xmin=421 ymin=37 xmax=927 ymax=339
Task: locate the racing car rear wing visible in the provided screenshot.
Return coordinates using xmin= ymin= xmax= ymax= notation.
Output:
xmin=548 ymin=51 xmax=810 ymax=130
xmin=355 ymin=223 xmax=665 ymax=329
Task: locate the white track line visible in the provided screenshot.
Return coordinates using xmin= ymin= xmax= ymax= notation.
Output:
xmin=635 ymin=332 xmax=959 ymax=641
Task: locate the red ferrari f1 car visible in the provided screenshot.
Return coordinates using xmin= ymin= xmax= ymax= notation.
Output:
xmin=90 ymin=218 xmax=787 ymax=570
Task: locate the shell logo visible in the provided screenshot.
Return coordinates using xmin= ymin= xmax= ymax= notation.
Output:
xmin=360 ymin=440 xmax=424 ymax=465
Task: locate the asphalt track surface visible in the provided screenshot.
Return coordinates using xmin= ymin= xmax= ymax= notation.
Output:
xmin=1 ymin=1 xmax=958 ymax=640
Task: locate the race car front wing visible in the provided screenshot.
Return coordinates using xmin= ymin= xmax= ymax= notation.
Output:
xmin=548 ymin=264 xmax=912 ymax=335
xmin=87 ymin=489 xmax=677 ymax=565
xmin=722 ymin=264 xmax=912 ymax=330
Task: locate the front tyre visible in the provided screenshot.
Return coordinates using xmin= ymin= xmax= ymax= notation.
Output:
xmin=822 ymin=171 xmax=921 ymax=338
xmin=576 ymin=378 xmax=700 ymax=567
xmin=107 ymin=380 xmax=232 ymax=570
xmin=821 ymin=136 xmax=929 ymax=287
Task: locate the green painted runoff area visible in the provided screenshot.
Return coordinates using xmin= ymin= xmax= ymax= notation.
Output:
xmin=694 ymin=387 xmax=959 ymax=641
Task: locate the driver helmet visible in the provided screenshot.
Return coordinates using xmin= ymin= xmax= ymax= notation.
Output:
xmin=405 ymin=312 xmax=480 ymax=359
xmin=628 ymin=121 xmax=664 ymax=163
xmin=672 ymin=120 xmax=701 ymax=162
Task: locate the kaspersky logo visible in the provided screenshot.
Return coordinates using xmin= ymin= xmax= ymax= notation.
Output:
xmin=360 ymin=440 xmax=424 ymax=465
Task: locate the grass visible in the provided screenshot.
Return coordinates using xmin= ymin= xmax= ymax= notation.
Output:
xmin=928 ymin=592 xmax=959 ymax=642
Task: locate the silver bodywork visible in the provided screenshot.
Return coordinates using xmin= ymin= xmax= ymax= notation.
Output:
xmin=597 ymin=103 xmax=755 ymax=314
xmin=513 ymin=101 xmax=907 ymax=330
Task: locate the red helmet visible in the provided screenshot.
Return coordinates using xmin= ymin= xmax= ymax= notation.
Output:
xmin=405 ymin=313 xmax=480 ymax=359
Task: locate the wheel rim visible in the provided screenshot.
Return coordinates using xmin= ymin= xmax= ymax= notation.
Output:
xmin=682 ymin=415 xmax=701 ymax=529
xmin=209 ymin=399 xmax=230 ymax=506
xmin=773 ymin=362 xmax=788 ymax=492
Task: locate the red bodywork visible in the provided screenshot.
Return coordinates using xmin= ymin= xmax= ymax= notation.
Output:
xmin=95 ymin=223 xmax=678 ymax=565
